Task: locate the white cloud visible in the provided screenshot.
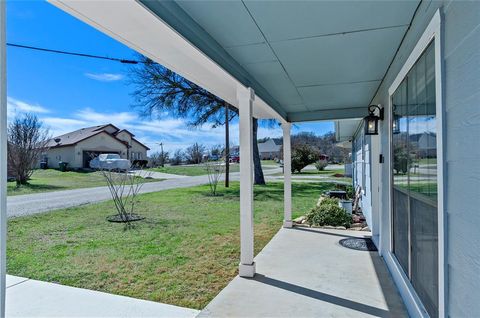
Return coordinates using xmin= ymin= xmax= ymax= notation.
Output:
xmin=6 ymin=99 xmax=284 ymax=155
xmin=85 ymin=73 xmax=124 ymax=82
xmin=42 ymin=117 xmax=88 ymax=136
xmin=76 ymin=108 xmax=137 ymax=126
xmin=7 ymin=97 xmax=50 ymax=115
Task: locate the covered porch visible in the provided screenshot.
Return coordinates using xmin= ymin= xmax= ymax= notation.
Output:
xmin=200 ymin=227 xmax=406 ymax=317
xmin=0 ymin=0 xmax=428 ymax=317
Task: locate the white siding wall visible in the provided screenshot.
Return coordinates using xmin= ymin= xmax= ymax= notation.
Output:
xmin=130 ymin=140 xmax=148 ymax=160
xmin=371 ymin=1 xmax=480 ymax=316
xmin=42 ymin=146 xmax=75 ymax=169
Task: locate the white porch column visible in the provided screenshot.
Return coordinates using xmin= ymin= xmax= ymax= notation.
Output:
xmin=237 ymin=86 xmax=255 ymax=278
xmin=282 ymin=122 xmax=292 ymax=228
xmin=0 ymin=2 xmax=7 ymax=316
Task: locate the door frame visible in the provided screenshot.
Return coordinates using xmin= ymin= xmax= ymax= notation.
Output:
xmin=385 ymin=9 xmax=446 ymax=318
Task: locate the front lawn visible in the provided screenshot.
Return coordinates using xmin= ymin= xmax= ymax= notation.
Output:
xmin=149 ymin=164 xmax=240 ymax=176
xmin=7 ymin=169 xmax=160 ymax=196
xmin=149 ymin=162 xmax=276 ymax=176
xmin=7 ymin=181 xmax=334 ymax=309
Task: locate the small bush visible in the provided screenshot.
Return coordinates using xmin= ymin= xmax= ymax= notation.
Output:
xmin=306 ymin=202 xmax=351 ymax=228
xmin=314 ymin=160 xmax=328 ymax=171
xmin=317 ymin=196 xmax=339 ymax=206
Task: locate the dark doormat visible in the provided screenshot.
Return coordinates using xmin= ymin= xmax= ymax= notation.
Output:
xmin=339 ymin=238 xmax=377 ymax=251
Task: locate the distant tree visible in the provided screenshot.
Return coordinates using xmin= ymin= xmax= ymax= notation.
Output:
xmin=7 ymin=113 xmax=50 ymax=185
xmin=210 ymin=144 xmax=223 ymax=157
xmin=291 ymin=144 xmax=319 ymax=173
xmin=289 ymin=131 xmax=349 ymax=163
xmin=170 ymin=149 xmax=184 ymax=166
xmin=185 ymin=143 xmax=206 ymax=164
xmin=128 ymin=56 xmax=268 ymax=184
xmin=150 ymin=151 xmax=169 ymax=167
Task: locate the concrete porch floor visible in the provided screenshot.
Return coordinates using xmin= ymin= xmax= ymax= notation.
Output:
xmin=5 ymin=275 xmax=199 ymax=317
xmin=199 ymin=227 xmax=407 ymax=317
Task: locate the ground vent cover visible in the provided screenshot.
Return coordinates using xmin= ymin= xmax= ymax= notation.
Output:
xmin=339 ymin=238 xmax=377 ymax=251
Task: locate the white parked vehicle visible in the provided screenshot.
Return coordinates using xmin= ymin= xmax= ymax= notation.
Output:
xmin=89 ymin=153 xmax=131 ymax=171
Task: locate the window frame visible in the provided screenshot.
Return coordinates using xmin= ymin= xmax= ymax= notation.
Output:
xmin=386 ymin=9 xmax=446 ymax=318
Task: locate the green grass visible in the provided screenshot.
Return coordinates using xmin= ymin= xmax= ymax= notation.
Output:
xmin=7 ymin=169 xmax=160 ymax=196
xmin=149 ymin=162 xmax=276 ymax=176
xmin=148 ymin=164 xmax=239 ymax=176
xmin=417 ymin=158 xmax=437 ymax=165
xmin=7 ymin=181 xmax=335 ymax=309
xmin=270 ymin=168 xmax=345 ymax=177
xmin=260 ymin=160 xmax=278 ymax=166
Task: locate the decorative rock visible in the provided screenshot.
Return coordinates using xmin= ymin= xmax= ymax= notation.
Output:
xmin=301 ymin=219 xmax=307 ymax=224
xmin=352 ymin=215 xmax=361 ymax=223
xmin=351 ymin=223 xmax=363 ymax=228
xmin=361 ymin=226 xmax=371 ymax=232
xmin=294 ymin=216 xmax=306 ymax=223
xmin=335 ymin=226 xmax=347 ymax=230
xmin=323 ymin=225 xmax=335 ymax=229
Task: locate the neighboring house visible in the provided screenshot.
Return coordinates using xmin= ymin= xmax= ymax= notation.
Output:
xmin=257 ymin=138 xmax=281 ymax=160
xmin=410 ymin=132 xmax=437 ymax=158
xmin=42 ymin=124 xmax=150 ymax=169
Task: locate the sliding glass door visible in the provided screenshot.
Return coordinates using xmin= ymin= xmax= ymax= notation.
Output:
xmin=391 ymin=41 xmax=438 ymax=317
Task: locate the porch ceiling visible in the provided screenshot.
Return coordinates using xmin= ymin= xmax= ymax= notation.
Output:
xmin=49 ymin=0 xmax=419 ymax=123
xmin=140 ymin=0 xmax=420 ymax=122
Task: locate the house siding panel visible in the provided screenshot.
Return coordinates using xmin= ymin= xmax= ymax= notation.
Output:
xmin=371 ymin=0 xmax=480 ymax=316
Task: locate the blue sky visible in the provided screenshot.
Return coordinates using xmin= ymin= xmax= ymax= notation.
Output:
xmin=6 ymin=1 xmax=334 ymax=153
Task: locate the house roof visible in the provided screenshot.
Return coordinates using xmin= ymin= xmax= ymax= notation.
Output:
xmin=258 ymin=139 xmax=281 ymax=153
xmin=45 ymin=124 xmax=150 ymax=150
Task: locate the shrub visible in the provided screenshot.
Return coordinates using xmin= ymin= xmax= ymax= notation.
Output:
xmin=132 ymin=159 xmax=148 ymax=168
xmin=306 ymin=201 xmax=351 ymax=228
xmin=291 ymin=144 xmax=319 ymax=173
xmin=317 ymin=196 xmax=340 ymax=207
xmin=314 ymin=160 xmax=328 ymax=171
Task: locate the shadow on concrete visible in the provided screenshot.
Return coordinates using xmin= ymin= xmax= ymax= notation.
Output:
xmin=292 ymin=226 xmax=362 ymax=239
xmin=368 ymin=250 xmax=408 ymax=316
xmin=253 ymin=274 xmax=391 ymax=317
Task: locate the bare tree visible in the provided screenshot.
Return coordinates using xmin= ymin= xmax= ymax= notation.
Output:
xmin=150 ymin=151 xmax=169 ymax=167
xmin=204 ymin=160 xmax=225 ymax=196
xmin=101 ymin=168 xmax=151 ymax=227
xmin=170 ymin=149 xmax=184 ymax=166
xmin=7 ymin=113 xmax=50 ymax=186
xmin=128 ymin=56 xmax=270 ymax=184
xmin=185 ymin=142 xmax=205 ymax=164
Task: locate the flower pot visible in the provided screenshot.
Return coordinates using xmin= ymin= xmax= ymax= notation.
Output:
xmin=339 ymin=200 xmax=353 ymax=214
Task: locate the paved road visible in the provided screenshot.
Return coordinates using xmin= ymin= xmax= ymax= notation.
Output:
xmin=7 ymin=167 xmax=284 ymax=218
xmin=7 ymin=175 xmax=212 ymax=218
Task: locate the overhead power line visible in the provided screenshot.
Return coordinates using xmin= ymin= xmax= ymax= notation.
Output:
xmin=6 ymin=42 xmax=141 ymax=64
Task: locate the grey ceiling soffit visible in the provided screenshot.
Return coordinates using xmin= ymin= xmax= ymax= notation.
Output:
xmin=138 ymin=0 xmax=288 ymax=120
xmin=287 ymin=107 xmax=366 ymax=122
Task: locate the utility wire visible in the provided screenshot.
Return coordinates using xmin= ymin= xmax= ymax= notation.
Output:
xmin=6 ymin=42 xmax=141 ymax=64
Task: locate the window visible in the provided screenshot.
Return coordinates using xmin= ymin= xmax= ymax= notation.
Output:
xmin=391 ymin=41 xmax=438 ymax=317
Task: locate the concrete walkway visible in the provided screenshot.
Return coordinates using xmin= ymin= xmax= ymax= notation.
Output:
xmin=6 ymin=275 xmax=199 ymax=317
xmin=199 ymin=228 xmax=407 ymax=317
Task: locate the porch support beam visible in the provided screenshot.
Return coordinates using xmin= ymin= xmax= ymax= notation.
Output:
xmin=287 ymin=107 xmax=367 ymax=122
xmin=0 ymin=2 xmax=6 ymax=316
xmin=237 ymin=86 xmax=255 ymax=278
xmin=282 ymin=122 xmax=292 ymax=228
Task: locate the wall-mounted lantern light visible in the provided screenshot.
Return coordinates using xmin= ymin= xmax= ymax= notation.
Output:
xmin=364 ymin=104 xmax=384 ymax=135
xmin=392 ymin=105 xmax=401 ymax=134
